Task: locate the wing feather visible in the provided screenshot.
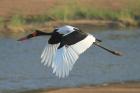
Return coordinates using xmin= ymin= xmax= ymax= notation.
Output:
xmin=41 ymin=47 xmax=48 ymax=63
xmin=70 ymin=34 xmax=95 ymax=54
xmin=66 ymin=53 xmax=73 ymax=71
xmin=41 ymin=34 xmax=95 ymax=78
xmin=41 ymin=44 xmax=59 ymax=66
xmin=41 ymin=46 xmax=46 ymax=58
xmin=44 ymin=46 xmax=51 ymax=66
xmin=51 ymin=46 xmax=79 ymax=78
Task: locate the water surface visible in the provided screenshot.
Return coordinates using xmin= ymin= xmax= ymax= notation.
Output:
xmin=0 ymin=28 xmax=140 ymax=93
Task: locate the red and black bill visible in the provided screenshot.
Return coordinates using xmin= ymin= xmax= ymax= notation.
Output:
xmin=18 ymin=31 xmax=37 ymax=41
xmin=18 ymin=30 xmax=52 ymax=41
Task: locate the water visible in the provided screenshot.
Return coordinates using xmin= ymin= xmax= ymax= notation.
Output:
xmin=0 ymin=28 xmax=140 ymax=93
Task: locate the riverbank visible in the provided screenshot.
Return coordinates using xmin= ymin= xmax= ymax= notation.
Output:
xmin=0 ymin=19 xmax=139 ymax=33
xmin=22 ymin=82 xmax=140 ymax=93
xmin=0 ymin=0 xmax=140 ymax=32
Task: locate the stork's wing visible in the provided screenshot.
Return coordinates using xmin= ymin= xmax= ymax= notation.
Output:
xmin=41 ymin=34 xmax=95 ymax=78
xmin=70 ymin=34 xmax=95 ymax=54
xmin=52 ymin=34 xmax=95 ymax=78
xmin=41 ymin=44 xmax=60 ymax=67
xmin=52 ymin=46 xmax=79 ymax=78
xmin=41 ymin=43 xmax=78 ymax=78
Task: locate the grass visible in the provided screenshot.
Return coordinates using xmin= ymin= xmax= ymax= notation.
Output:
xmin=9 ymin=15 xmax=25 ymax=27
xmin=0 ymin=0 xmax=140 ymax=30
xmin=33 ymin=0 xmax=140 ymax=23
xmin=46 ymin=0 xmax=140 ymax=21
xmin=0 ymin=17 xmax=4 ymax=28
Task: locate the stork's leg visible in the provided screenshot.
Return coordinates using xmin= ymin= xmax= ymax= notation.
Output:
xmin=94 ymin=42 xmax=123 ymax=56
xmin=96 ymin=39 xmax=102 ymax=42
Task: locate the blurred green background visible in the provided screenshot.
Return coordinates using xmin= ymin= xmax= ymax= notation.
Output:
xmin=0 ymin=0 xmax=140 ymax=31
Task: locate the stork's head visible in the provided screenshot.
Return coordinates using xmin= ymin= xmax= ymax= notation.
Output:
xmin=56 ymin=25 xmax=79 ymax=36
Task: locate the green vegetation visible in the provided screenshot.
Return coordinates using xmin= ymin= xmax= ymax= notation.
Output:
xmin=1 ymin=0 xmax=140 ymax=29
xmin=0 ymin=17 xmax=4 ymax=28
xmin=47 ymin=0 xmax=140 ymax=21
xmin=9 ymin=15 xmax=25 ymax=27
xmin=25 ymin=15 xmax=54 ymax=24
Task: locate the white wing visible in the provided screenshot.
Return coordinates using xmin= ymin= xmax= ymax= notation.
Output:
xmin=52 ymin=46 xmax=79 ymax=78
xmin=41 ymin=43 xmax=60 ymax=67
xmin=70 ymin=34 xmax=95 ymax=55
xmin=41 ymin=34 xmax=95 ymax=78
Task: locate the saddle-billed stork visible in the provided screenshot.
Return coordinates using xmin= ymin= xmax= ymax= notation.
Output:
xmin=18 ymin=25 xmax=122 ymax=78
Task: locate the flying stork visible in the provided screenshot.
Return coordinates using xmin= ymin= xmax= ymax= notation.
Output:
xmin=18 ymin=25 xmax=122 ymax=78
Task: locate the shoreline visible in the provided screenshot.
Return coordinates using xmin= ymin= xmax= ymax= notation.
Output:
xmin=21 ymin=82 xmax=140 ymax=93
xmin=0 ymin=19 xmax=139 ymax=33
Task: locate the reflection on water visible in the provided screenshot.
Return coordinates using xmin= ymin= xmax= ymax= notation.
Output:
xmin=0 ymin=28 xmax=140 ymax=93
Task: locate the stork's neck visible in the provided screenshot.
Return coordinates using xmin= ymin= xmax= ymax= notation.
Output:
xmin=35 ymin=30 xmax=53 ymax=36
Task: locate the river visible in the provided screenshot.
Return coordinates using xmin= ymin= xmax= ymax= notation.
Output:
xmin=0 ymin=27 xmax=140 ymax=93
